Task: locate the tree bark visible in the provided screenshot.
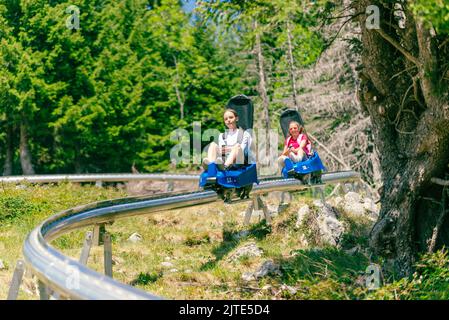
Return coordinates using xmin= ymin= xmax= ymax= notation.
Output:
xmin=19 ymin=117 xmax=35 ymax=175
xmin=355 ymin=0 xmax=449 ymax=276
xmin=173 ymin=55 xmax=185 ymax=120
xmin=254 ymin=20 xmax=271 ymax=159
xmin=286 ymin=19 xmax=300 ymax=111
xmin=3 ymin=123 xmax=13 ymax=176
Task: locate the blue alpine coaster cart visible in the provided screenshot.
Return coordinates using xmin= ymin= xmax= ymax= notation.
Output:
xmin=279 ymin=109 xmax=326 ymax=184
xmin=199 ymin=95 xmax=258 ymax=202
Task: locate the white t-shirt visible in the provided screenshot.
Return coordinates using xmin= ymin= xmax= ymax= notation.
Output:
xmin=218 ymin=128 xmax=252 ymax=155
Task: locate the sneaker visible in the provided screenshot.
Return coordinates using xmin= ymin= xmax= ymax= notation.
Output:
xmin=202 ymin=158 xmax=210 ymax=171
xmin=215 ymin=158 xmax=225 ymax=171
xmin=287 ymin=168 xmax=296 ymax=176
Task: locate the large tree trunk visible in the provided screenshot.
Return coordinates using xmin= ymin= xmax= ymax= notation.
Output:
xmin=286 ymin=19 xmax=300 ymax=111
xmin=173 ymin=55 xmax=185 ymax=120
xmin=19 ymin=117 xmax=35 ymax=175
xmin=3 ymin=123 xmax=13 ymax=176
xmin=354 ymin=0 xmax=449 ymax=276
xmin=254 ymin=20 xmax=271 ymax=159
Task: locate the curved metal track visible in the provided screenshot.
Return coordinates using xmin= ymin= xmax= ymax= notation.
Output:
xmin=22 ymin=170 xmax=360 ymax=300
xmin=0 ymin=173 xmax=200 ymax=184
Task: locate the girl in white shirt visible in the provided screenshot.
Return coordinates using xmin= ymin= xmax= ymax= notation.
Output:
xmin=203 ymin=109 xmax=252 ymax=170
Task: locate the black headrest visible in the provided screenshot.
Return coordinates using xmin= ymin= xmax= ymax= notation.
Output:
xmin=280 ymin=108 xmax=304 ymax=138
xmin=225 ymin=94 xmax=254 ymax=130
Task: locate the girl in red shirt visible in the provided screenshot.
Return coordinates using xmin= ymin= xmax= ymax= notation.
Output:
xmin=277 ymin=121 xmax=313 ymax=171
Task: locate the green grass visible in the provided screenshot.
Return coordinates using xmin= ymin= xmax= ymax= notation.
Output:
xmin=0 ymin=182 xmax=127 ymax=299
xmin=2 ymin=184 xmax=449 ymax=300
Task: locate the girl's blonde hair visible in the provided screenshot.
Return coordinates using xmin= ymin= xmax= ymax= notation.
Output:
xmin=289 ymin=121 xmax=304 ymax=135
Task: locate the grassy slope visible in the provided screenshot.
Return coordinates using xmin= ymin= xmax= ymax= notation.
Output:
xmin=0 ymin=183 xmax=127 ymax=299
xmin=0 ymin=184 xmax=447 ymax=300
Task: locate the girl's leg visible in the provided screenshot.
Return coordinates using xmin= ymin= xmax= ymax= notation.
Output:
xmin=290 ymin=151 xmax=304 ymax=163
xmin=224 ymin=144 xmax=241 ymax=167
xmin=277 ymin=155 xmax=288 ymax=170
xmin=207 ymin=142 xmax=219 ymax=162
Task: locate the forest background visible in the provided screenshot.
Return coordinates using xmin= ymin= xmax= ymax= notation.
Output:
xmin=0 ymin=0 xmax=372 ymax=178
xmin=1 ymin=0 xmax=449 ymax=287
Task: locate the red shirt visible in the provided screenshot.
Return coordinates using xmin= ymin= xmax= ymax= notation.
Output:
xmin=286 ymin=134 xmax=312 ymax=156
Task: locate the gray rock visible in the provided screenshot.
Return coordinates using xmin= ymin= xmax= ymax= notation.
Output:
xmin=332 ymin=196 xmax=344 ymax=207
xmin=262 ymin=284 xmax=272 ymax=290
xmin=169 ymin=268 xmax=178 ymax=273
xmin=316 ymin=205 xmax=344 ymax=246
xmin=112 ymin=256 xmax=124 ymax=265
xmin=128 ymin=232 xmax=142 ymax=243
xmin=281 ymin=284 xmax=297 ymax=295
xmin=344 ymin=202 xmax=366 ymax=216
xmin=233 ymin=230 xmax=250 ymax=240
xmin=254 ymin=260 xmax=281 ymax=279
xmin=229 ymin=242 xmax=263 ymax=261
xmin=295 ymin=205 xmax=310 ymax=228
xmin=363 ymin=198 xmax=379 ymax=215
xmin=161 ymin=261 xmax=174 ymax=268
xmin=345 ymin=246 xmax=360 ymax=255
xmin=313 ymin=199 xmax=324 ymax=208
xmin=345 ymin=191 xmax=360 ymax=204
xmin=241 ymin=272 xmax=256 ymax=282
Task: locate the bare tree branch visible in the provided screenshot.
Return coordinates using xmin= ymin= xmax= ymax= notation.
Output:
xmin=374 ymin=28 xmax=422 ymax=68
xmin=432 ymin=178 xmax=449 ymax=186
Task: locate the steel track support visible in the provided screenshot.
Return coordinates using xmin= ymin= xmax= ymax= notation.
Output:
xmin=243 ymin=201 xmax=254 ymax=225
xmin=92 ymin=224 xmax=106 ymax=246
xmin=278 ymin=191 xmax=291 ymax=213
xmin=243 ymin=196 xmax=271 ymax=225
xmin=103 ymin=232 xmax=113 ymax=278
xmin=79 ymin=231 xmax=93 ymax=265
xmin=7 ymin=260 xmax=25 ymax=300
xmin=38 ymin=281 xmax=49 ymax=300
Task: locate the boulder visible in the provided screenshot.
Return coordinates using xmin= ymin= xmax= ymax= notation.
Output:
xmin=313 ymin=199 xmax=324 ymax=208
xmin=128 ymin=232 xmax=143 ymax=243
xmin=241 ymin=260 xmax=281 ymax=282
xmin=254 ymin=260 xmax=281 ymax=279
xmin=316 ymin=205 xmax=344 ymax=246
xmin=332 ymin=196 xmax=344 ymax=207
xmin=295 ymin=205 xmax=310 ymax=228
xmin=233 ymin=230 xmax=250 ymax=240
xmin=281 ymin=284 xmax=298 ymax=295
xmin=161 ymin=261 xmax=174 ymax=268
xmin=343 ymin=201 xmax=366 ymax=216
xmin=229 ymin=242 xmax=263 ymax=262
xmin=241 ymin=272 xmax=256 ymax=282
xmin=344 ymin=191 xmax=360 ymax=204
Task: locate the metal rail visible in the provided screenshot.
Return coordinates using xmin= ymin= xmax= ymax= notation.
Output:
xmin=22 ymin=170 xmax=360 ymax=300
xmin=0 ymin=173 xmax=200 ymax=184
